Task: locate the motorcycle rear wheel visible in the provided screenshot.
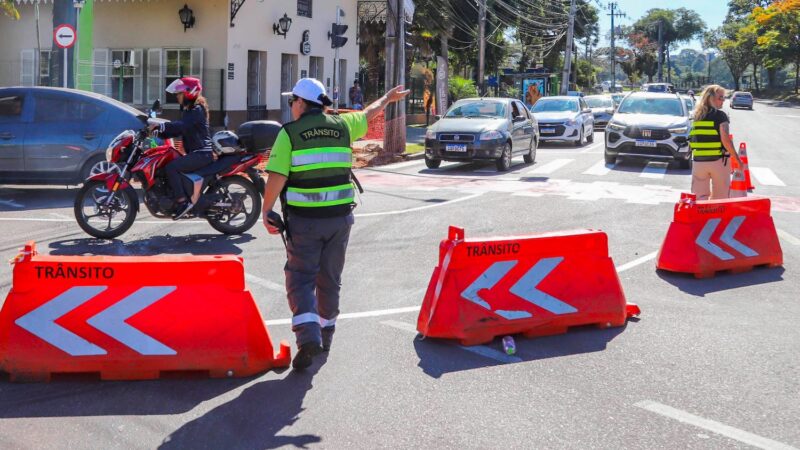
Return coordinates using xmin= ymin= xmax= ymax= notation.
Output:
xmin=206 ymin=176 xmax=261 ymax=235
xmin=74 ymin=180 xmax=138 ymax=239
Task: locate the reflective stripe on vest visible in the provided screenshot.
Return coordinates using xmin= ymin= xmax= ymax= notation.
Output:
xmin=690 ymin=119 xmax=722 ymax=157
xmin=286 ymin=183 xmax=355 ymax=207
xmin=290 ymin=147 xmax=352 ymax=171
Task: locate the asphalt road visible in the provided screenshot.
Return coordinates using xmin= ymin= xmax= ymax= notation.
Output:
xmin=0 ymin=100 xmax=798 ymax=449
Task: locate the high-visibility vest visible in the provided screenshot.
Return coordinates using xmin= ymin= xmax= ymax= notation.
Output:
xmin=689 ymin=118 xmax=723 ymax=159
xmin=282 ymin=110 xmax=354 ymax=218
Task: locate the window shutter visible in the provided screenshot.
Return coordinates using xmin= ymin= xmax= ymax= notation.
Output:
xmin=92 ymin=48 xmax=110 ymax=96
xmin=20 ymin=49 xmax=35 ymax=86
xmin=190 ymin=48 xmax=203 ymax=78
xmin=147 ymin=48 xmax=163 ymax=104
xmin=132 ymin=48 xmax=143 ymax=105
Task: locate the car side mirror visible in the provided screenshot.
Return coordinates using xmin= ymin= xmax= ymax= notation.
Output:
xmin=513 ymin=115 xmax=526 ymax=122
xmin=434 ymin=115 xmax=441 ymax=121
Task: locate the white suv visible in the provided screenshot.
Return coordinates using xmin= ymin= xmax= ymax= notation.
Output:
xmin=530 ymin=96 xmax=595 ymax=146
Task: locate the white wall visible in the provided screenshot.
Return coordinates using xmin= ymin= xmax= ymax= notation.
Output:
xmin=225 ymin=0 xmax=359 ymax=112
xmin=0 ymin=3 xmax=54 ymax=87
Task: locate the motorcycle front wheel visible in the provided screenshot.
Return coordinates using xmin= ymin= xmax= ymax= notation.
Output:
xmin=206 ymin=176 xmax=261 ymax=235
xmin=73 ymin=180 xmax=138 ymax=239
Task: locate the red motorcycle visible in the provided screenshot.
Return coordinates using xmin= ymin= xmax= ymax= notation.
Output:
xmin=74 ymin=115 xmax=279 ymax=239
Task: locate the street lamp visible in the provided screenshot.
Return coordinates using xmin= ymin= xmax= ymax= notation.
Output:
xmin=273 ymin=13 xmax=292 ymax=39
xmin=178 ymin=4 xmax=195 ymax=32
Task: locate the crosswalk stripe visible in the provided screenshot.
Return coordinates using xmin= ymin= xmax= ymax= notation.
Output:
xmin=640 ymin=161 xmax=669 ymax=179
xmin=528 ymin=158 xmax=574 ymax=174
xmin=583 ymin=160 xmax=614 ymax=176
xmin=750 ymin=167 xmax=786 ymax=186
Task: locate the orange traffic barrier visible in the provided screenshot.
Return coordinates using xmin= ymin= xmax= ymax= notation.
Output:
xmin=730 ymin=169 xmax=747 ymax=198
xmin=0 ymin=242 xmax=290 ymax=382
xmin=416 ymin=227 xmax=639 ymax=346
xmin=657 ymin=193 xmax=782 ymax=278
xmin=739 ymin=142 xmax=755 ymax=190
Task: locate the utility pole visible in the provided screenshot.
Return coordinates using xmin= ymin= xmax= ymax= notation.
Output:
xmin=607 ymin=2 xmax=625 ymax=90
xmin=478 ymin=0 xmax=486 ymax=96
xmin=560 ymin=0 xmax=577 ymax=95
xmin=383 ymin=0 xmax=406 ymax=155
xmin=657 ymin=19 xmax=663 ymax=82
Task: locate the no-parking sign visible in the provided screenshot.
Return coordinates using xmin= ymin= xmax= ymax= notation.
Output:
xmin=54 ymin=24 xmax=76 ymax=49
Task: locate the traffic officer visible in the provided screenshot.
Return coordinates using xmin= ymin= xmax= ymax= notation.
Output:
xmin=690 ymin=84 xmax=743 ymax=200
xmin=262 ymin=78 xmax=409 ymax=370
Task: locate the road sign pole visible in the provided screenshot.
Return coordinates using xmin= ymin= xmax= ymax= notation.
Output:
xmin=63 ymin=49 xmax=68 ymax=88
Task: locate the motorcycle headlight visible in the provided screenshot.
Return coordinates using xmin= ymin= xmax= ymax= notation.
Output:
xmin=607 ymin=121 xmax=626 ymax=131
xmin=480 ymin=130 xmax=503 ymax=141
xmin=425 ymin=128 xmax=436 ymax=140
xmin=668 ymin=126 xmax=688 ymax=134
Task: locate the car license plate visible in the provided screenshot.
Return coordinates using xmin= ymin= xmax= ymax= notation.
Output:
xmin=541 ymin=128 xmax=556 ymax=134
xmin=446 ymin=144 xmax=467 ymax=152
xmin=635 ymin=139 xmax=657 ymax=148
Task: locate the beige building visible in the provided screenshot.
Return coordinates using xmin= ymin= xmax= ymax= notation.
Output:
xmin=1 ymin=0 xmax=360 ymax=128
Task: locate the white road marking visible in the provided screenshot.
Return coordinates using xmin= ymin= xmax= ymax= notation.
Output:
xmin=379 ymin=159 xmax=425 ymax=170
xmin=0 ymin=217 xmax=207 ymax=224
xmin=615 ymin=251 xmax=658 ymax=273
xmin=381 ymin=319 xmax=522 ymax=364
xmin=774 ymin=115 xmax=800 ymax=119
xmin=527 ymin=158 xmax=574 ymax=174
xmin=583 ymin=160 xmax=614 ymax=176
xmin=355 ymin=192 xmax=484 ymax=217
xmin=750 ymin=167 xmax=786 ymax=186
xmin=265 ymin=306 xmax=421 ymax=326
xmin=640 ymin=161 xmax=669 ymax=179
xmin=581 ymin=141 xmax=604 ymax=153
xmin=245 ymin=273 xmax=285 ymax=293
xmin=0 ymin=199 xmax=24 ymax=208
xmin=634 ymin=400 xmax=798 ymax=450
xmin=777 ymin=229 xmax=800 ymax=246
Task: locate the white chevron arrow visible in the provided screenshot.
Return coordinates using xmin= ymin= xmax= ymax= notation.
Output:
xmin=461 ymin=261 xmax=518 ymax=311
xmin=696 ymin=216 xmax=758 ymax=260
xmin=509 ymin=257 xmax=577 ymax=315
xmin=15 ymin=286 xmax=108 ymax=356
xmin=86 ymin=286 xmax=177 ymax=355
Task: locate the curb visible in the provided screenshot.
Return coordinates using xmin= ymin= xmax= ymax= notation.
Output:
xmin=403 ymin=151 xmax=425 ymax=160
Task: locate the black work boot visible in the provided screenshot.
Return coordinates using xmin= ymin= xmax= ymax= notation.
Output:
xmin=292 ymin=342 xmax=323 ymax=370
xmin=322 ymin=327 xmax=335 ymax=352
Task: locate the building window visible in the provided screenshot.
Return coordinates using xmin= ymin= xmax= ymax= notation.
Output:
xmin=309 ymin=56 xmax=323 ymax=82
xmin=165 ymin=49 xmax=192 ymax=104
xmin=39 ymin=51 xmax=51 ymax=86
xmin=110 ymin=50 xmax=135 ymax=103
xmin=297 ymin=0 xmax=312 ymax=18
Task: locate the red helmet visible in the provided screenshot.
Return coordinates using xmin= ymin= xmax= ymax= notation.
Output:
xmin=165 ymin=77 xmax=202 ymax=101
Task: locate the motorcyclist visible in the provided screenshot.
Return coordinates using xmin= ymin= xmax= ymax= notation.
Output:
xmin=148 ymin=77 xmax=213 ymax=219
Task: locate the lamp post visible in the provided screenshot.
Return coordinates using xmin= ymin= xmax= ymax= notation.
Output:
xmin=273 ymin=13 xmax=292 ymax=38
xmin=179 ymin=4 xmax=195 ymax=32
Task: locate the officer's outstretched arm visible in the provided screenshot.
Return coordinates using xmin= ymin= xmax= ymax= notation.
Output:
xmin=364 ymin=85 xmax=411 ymax=122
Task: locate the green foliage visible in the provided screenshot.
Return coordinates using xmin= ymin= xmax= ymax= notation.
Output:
xmin=1 ymin=0 xmax=20 ymax=20
xmin=448 ymin=76 xmax=478 ymax=101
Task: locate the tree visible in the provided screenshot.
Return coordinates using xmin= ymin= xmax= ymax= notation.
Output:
xmin=1 ymin=0 xmax=20 ymax=20
xmin=752 ymin=0 xmax=800 ymax=93
xmin=706 ymin=25 xmax=749 ymax=91
xmin=632 ymin=8 xmax=706 ymax=82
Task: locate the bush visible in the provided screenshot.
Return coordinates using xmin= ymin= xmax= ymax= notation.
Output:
xmin=449 ymin=76 xmax=478 ymax=101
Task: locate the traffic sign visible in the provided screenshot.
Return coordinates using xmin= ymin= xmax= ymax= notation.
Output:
xmin=54 ymin=24 xmax=76 ymax=49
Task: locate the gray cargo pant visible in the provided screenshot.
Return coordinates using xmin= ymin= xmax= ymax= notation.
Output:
xmin=285 ymin=212 xmax=354 ymax=347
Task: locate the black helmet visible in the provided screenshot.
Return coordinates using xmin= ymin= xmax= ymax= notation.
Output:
xmin=212 ymin=130 xmax=241 ymax=155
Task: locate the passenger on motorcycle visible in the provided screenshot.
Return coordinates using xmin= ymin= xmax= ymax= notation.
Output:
xmin=148 ymin=76 xmax=213 ymax=219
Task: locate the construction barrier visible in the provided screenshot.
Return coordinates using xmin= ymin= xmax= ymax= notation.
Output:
xmin=0 ymin=242 xmax=290 ymax=382
xmin=416 ymin=227 xmax=639 ymax=346
xmin=657 ymin=193 xmax=783 ymax=278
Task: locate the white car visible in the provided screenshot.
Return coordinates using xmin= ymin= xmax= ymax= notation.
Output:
xmin=530 ymin=96 xmax=595 ymax=146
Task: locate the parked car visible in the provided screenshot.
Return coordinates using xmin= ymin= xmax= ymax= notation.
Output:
xmin=583 ymin=95 xmax=616 ymax=129
xmin=730 ymin=91 xmax=754 ymax=110
xmin=681 ymin=94 xmax=696 ymax=117
xmin=0 ymin=87 xmax=148 ymax=185
xmin=424 ymin=97 xmax=538 ymax=171
xmin=604 ymin=92 xmax=692 ymax=168
xmin=610 ymin=92 xmax=626 ymax=107
xmin=642 ymin=83 xmax=675 ymax=93
xmin=530 ymin=96 xmax=594 ymax=146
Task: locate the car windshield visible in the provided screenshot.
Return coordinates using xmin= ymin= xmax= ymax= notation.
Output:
xmin=734 ymin=93 xmax=752 ymax=98
xmin=445 ymin=101 xmax=506 ymax=118
xmin=584 ymin=96 xmax=613 ymax=108
xmin=531 ymin=99 xmax=579 ymax=113
xmin=617 ymin=96 xmax=684 ymax=116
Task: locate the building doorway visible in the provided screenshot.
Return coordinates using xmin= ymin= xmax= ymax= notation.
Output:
xmin=247 ymin=50 xmax=267 ymax=120
xmin=281 ymin=53 xmax=298 ymax=123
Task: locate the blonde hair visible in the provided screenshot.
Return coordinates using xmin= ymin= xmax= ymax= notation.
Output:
xmin=694 ymin=84 xmax=724 ymax=121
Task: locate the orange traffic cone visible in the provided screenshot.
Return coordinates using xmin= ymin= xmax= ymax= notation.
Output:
xmin=739 ymin=142 xmax=755 ymax=191
xmin=730 ymin=169 xmax=747 ymax=198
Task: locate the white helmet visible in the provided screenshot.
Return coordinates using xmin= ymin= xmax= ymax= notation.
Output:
xmin=212 ymin=130 xmax=241 ymax=155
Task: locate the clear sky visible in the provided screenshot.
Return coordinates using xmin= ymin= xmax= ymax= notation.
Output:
xmin=596 ymin=1 xmax=728 ymax=51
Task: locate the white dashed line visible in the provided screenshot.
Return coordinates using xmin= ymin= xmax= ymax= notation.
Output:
xmin=640 ymin=161 xmax=669 ymax=179
xmin=777 ymin=229 xmax=800 ymax=246
xmin=635 ymin=400 xmax=799 ymax=450
xmin=615 ymin=251 xmax=658 ymax=273
xmin=355 ymin=192 xmax=484 ymax=217
xmin=264 ymin=306 xmax=421 ymax=326
xmin=583 ymin=160 xmax=614 ymax=176
xmin=527 ymin=158 xmax=574 ymax=174
xmin=245 ymin=273 xmax=285 ymax=293
xmin=750 ymin=167 xmax=786 ymax=186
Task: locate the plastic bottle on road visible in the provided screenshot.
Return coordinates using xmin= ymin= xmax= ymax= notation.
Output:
xmin=502 ymin=336 xmax=516 ymax=355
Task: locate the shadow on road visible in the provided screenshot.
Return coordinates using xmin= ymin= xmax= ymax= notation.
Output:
xmin=412 ymin=324 xmax=631 ymax=378
xmin=48 ymin=233 xmax=256 ymax=256
xmin=0 ymin=186 xmax=79 ymax=212
xmin=160 ymin=355 xmax=327 ymax=449
xmin=656 ymin=266 xmax=785 ymax=296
